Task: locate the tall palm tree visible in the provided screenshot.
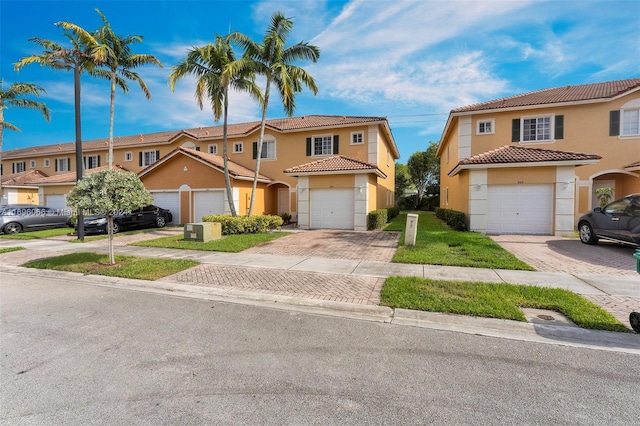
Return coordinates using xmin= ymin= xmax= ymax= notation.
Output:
xmin=92 ymin=9 xmax=162 ymax=169
xmin=0 ymin=80 xmax=50 ymax=200
xmin=228 ymin=11 xmax=320 ymax=216
xmin=168 ymin=35 xmax=262 ymax=216
xmin=14 ymin=21 xmax=102 ymax=240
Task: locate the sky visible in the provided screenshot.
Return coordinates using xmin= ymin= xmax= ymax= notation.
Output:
xmin=1 ymin=0 xmax=639 ymax=161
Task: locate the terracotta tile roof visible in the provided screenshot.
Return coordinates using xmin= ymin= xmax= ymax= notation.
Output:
xmin=284 ymin=155 xmax=386 ymax=177
xmin=1 ymin=169 xmax=48 ymax=185
xmin=173 ymin=147 xmax=271 ymax=181
xmin=453 ymin=78 xmax=640 ymax=113
xmin=2 ymin=115 xmax=396 ymax=158
xmin=457 ymin=145 xmax=601 ymax=166
xmin=31 ymin=165 xmax=130 ymax=185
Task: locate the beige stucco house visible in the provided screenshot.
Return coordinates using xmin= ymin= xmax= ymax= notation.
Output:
xmin=437 ymin=78 xmax=640 ymax=236
xmin=1 ymin=115 xmax=400 ymax=230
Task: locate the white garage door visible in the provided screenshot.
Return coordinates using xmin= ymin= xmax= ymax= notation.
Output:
xmin=487 ymin=184 xmax=553 ymax=235
xmin=310 ymin=189 xmax=354 ymax=230
xmin=194 ymin=191 xmax=224 ymax=222
xmin=152 ymin=192 xmax=179 ymax=224
xmin=46 ymin=195 xmax=68 ymax=211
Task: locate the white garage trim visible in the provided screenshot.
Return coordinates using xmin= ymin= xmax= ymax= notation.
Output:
xmin=151 ymin=191 xmax=179 ymax=224
xmin=486 ymin=184 xmax=553 ymax=235
xmin=310 ymin=188 xmax=355 ymax=230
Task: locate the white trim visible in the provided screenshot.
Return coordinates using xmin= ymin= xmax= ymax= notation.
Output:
xmin=285 ymin=169 xmax=387 ymax=178
xmin=232 ymin=142 xmax=243 ymax=154
xmin=458 ymin=116 xmax=472 ymax=160
xmin=208 ymin=143 xmax=219 ymax=155
xmin=519 ymin=113 xmax=555 ymax=143
xmin=310 ymin=133 xmax=334 ymax=156
xmin=350 ymin=131 xmax=364 ymax=145
xmin=124 ymin=151 xmax=133 ymax=162
xmin=449 ymin=159 xmax=599 ymax=176
xmin=368 ymin=125 xmax=378 ymax=165
xmin=476 ymin=118 xmax=495 ymax=135
xmin=354 ymin=174 xmax=368 ymax=231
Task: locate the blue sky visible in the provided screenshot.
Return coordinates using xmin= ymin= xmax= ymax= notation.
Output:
xmin=2 ymin=0 xmax=639 ymax=161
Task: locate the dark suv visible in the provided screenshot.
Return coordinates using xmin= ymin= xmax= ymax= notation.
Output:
xmin=80 ymin=205 xmax=173 ymax=234
xmin=578 ymin=194 xmax=640 ymax=246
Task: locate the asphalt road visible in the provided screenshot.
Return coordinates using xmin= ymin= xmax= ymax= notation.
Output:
xmin=2 ymin=274 xmax=639 ymax=425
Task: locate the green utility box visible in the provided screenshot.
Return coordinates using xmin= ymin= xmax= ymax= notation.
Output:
xmin=634 ymin=249 xmax=640 ymax=274
xmin=184 ymin=222 xmax=221 ymax=242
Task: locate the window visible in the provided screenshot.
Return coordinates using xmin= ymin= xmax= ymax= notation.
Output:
xmin=512 ymin=115 xmax=562 ymax=143
xmin=233 ymin=142 xmax=243 ymax=154
xmin=13 ymin=162 xmax=26 ymax=173
xmin=44 ymin=159 xmax=50 ymax=168
xmin=208 ymin=144 xmax=218 ymax=155
xmin=55 ymin=158 xmax=70 ymax=172
xmin=476 ymin=119 xmax=495 ymax=135
xmin=125 ymin=152 xmax=133 ymax=162
xmin=622 ymin=108 xmax=640 ymax=136
xmin=314 ymin=136 xmax=333 ymax=155
xmin=29 ymin=160 xmax=36 ymax=169
xmin=140 ymin=150 xmax=159 ymax=166
xmin=351 ymin=132 xmax=364 ymax=145
xmin=253 ymin=140 xmax=275 ymax=159
xmin=83 ymin=155 xmax=100 ymax=170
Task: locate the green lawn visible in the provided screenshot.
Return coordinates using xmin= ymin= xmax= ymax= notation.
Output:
xmin=130 ymin=232 xmax=292 ymax=252
xmin=0 ymin=227 xmax=73 ymax=240
xmin=381 ymin=276 xmax=629 ymax=332
xmin=23 ymin=252 xmax=199 ymax=281
xmin=386 ymin=212 xmax=534 ymax=270
xmin=0 ymin=247 xmax=25 ymax=254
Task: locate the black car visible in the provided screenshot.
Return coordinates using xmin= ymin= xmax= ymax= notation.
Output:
xmin=79 ymin=205 xmax=173 ymax=234
xmin=577 ymin=194 xmax=640 ymax=246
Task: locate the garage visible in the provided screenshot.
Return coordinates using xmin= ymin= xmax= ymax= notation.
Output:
xmin=194 ymin=190 xmax=224 ymax=222
xmin=152 ymin=192 xmax=179 ymax=224
xmin=309 ymin=189 xmax=354 ymax=230
xmin=487 ymin=184 xmax=553 ymax=235
xmin=46 ymin=194 xmax=69 ymax=211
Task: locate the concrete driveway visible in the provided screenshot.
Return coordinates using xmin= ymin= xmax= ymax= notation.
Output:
xmin=490 ymin=235 xmax=638 ymax=276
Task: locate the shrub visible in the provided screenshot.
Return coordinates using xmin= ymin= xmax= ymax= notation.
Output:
xmin=202 ymin=214 xmax=283 ymax=235
xmin=387 ymin=205 xmax=400 ymax=221
xmin=435 ymin=208 xmax=467 ymax=231
xmin=367 ymin=209 xmax=388 ymax=230
xmin=279 ymin=212 xmax=292 ymax=224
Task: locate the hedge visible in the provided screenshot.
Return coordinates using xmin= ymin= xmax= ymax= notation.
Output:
xmin=367 ymin=209 xmax=388 ymax=230
xmin=434 ymin=207 xmax=467 ymax=231
xmin=201 ymin=214 xmax=283 ymax=235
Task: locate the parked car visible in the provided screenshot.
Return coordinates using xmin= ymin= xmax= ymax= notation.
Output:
xmin=78 ymin=205 xmax=173 ymax=234
xmin=577 ymin=194 xmax=640 ymax=246
xmin=0 ymin=204 xmax=73 ymax=234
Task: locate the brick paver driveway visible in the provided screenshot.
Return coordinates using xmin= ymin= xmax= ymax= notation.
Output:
xmin=490 ymin=235 xmax=637 ymax=276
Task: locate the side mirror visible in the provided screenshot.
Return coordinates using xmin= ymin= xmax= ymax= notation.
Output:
xmin=593 ymin=207 xmax=602 ymax=213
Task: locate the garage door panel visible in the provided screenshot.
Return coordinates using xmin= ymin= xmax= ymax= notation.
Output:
xmin=152 ymin=192 xmax=179 ymax=224
xmin=310 ymin=189 xmax=354 ymax=230
xmin=194 ymin=191 xmax=224 ymax=222
xmin=487 ymin=184 xmax=552 ymax=235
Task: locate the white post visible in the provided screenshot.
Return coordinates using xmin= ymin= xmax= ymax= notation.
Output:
xmin=405 ymin=213 xmax=418 ymax=246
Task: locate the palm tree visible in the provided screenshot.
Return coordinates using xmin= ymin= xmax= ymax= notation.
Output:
xmin=168 ymin=35 xmax=262 ymax=216
xmin=14 ymin=21 xmax=102 ymax=240
xmin=0 ymin=80 xmax=50 ymax=201
xmin=92 ymin=9 xmax=162 ymax=169
xmin=228 ymin=11 xmax=320 ymax=216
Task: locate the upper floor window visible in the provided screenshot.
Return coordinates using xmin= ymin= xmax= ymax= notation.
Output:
xmin=611 ymin=99 xmax=640 ymax=138
xmin=512 ymin=115 xmax=563 ymax=143
xmin=13 ymin=161 xmax=26 ymax=173
xmin=29 ymin=160 xmax=36 ymax=169
xmin=140 ymin=150 xmax=159 ymax=167
xmin=476 ymin=119 xmax=495 ymax=135
xmin=208 ymin=144 xmax=218 ymax=155
xmin=253 ymin=140 xmax=276 ymax=159
xmin=351 ymin=132 xmax=364 ymax=145
xmin=55 ymin=158 xmax=70 ymax=172
xmin=83 ymin=155 xmax=100 ymax=170
xmin=124 ymin=152 xmax=133 ymax=162
xmin=233 ymin=142 xmax=243 ymax=154
xmin=44 ymin=159 xmax=51 ymax=168
xmin=306 ymin=135 xmax=339 ymax=156
xmin=622 ymin=109 xmax=640 ymax=136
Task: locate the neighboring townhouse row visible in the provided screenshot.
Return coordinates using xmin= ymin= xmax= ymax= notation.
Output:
xmin=437 ymin=78 xmax=640 ymax=236
xmin=1 ymin=115 xmax=400 ymax=231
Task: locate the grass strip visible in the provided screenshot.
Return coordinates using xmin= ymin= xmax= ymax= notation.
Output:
xmin=0 ymin=227 xmax=72 ymax=240
xmin=381 ymin=276 xmax=628 ymax=332
xmin=130 ymin=232 xmax=291 ymax=252
xmin=0 ymin=247 xmax=25 ymax=254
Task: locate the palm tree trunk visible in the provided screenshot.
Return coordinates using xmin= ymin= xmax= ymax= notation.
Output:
xmin=0 ymin=106 xmax=4 ymax=204
xmin=109 ymin=71 xmax=116 ymax=169
xmin=74 ymin=66 xmax=85 ymax=241
xmin=222 ymin=87 xmax=237 ymax=216
xmin=248 ymin=79 xmax=270 ymax=216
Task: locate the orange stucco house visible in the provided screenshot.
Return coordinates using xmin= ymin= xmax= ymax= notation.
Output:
xmin=1 ymin=115 xmax=400 ymax=230
xmin=437 ymin=78 xmax=640 ymax=236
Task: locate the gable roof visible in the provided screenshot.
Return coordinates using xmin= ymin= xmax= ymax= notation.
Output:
xmin=284 ymin=155 xmax=387 ymax=178
xmin=453 ymin=78 xmax=640 ymax=113
xmin=2 ymin=115 xmax=400 ymax=160
xmin=138 ymin=146 xmax=272 ymax=182
xmin=448 ymin=145 xmax=601 ymax=176
xmin=1 ymin=169 xmax=48 ymax=186
xmin=31 ymin=165 xmax=129 ymax=185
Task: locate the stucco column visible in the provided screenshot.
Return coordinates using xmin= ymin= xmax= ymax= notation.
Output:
xmin=297 ymin=176 xmax=310 ymax=229
xmin=555 ymin=166 xmax=576 ymax=236
xmin=354 ymin=174 xmax=368 ymax=231
xmin=468 ymin=169 xmax=488 ymax=233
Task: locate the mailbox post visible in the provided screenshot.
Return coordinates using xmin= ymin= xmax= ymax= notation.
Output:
xmin=405 ymin=213 xmax=418 ymax=246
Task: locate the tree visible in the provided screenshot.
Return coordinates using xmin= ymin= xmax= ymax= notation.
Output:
xmin=394 ymin=162 xmax=411 ymax=201
xmin=15 ymin=20 xmax=103 ymax=240
xmin=66 ymin=169 xmax=153 ymax=264
xmin=92 ymin=9 xmax=162 ymax=169
xmin=228 ymin=11 xmax=320 ymax=216
xmin=168 ymin=35 xmax=261 ymax=216
xmin=0 ymin=80 xmax=50 ymax=199
xmin=407 ymin=142 xmax=440 ymax=207
xmin=595 ymin=187 xmax=614 ymax=208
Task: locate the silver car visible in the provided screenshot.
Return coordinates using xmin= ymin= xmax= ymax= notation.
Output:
xmin=578 ymin=194 xmax=640 ymax=246
xmin=0 ymin=204 xmax=73 ymax=234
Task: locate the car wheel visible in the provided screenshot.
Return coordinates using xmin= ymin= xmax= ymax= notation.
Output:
xmin=630 ymin=312 xmax=640 ymax=333
xmin=111 ymin=222 xmax=120 ymax=234
xmin=3 ymin=222 xmax=23 ymax=234
xmin=578 ymin=221 xmax=598 ymax=245
xmin=156 ymin=216 xmax=166 ymax=228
